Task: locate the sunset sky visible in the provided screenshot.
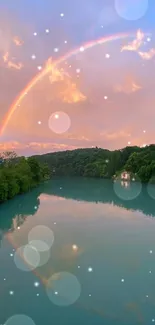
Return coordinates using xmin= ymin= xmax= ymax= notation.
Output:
xmin=0 ymin=0 xmax=155 ymax=156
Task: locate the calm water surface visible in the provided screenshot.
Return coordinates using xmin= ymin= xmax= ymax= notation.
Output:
xmin=1 ymin=177 xmax=155 ymax=325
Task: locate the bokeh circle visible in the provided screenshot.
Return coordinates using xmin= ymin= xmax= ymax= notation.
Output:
xmin=28 ymin=225 xmax=54 ymax=249
xmin=29 ymin=240 xmax=51 ymax=267
xmin=115 ymin=0 xmax=148 ymax=21
xmin=29 ymin=239 xmax=50 ymax=252
xmin=46 ymin=271 xmax=81 ymax=306
xmin=5 ymin=314 xmax=36 ymax=325
xmin=48 ymin=111 xmax=71 ymax=134
xmin=14 ymin=246 xmax=39 ymax=272
xmin=113 ymin=179 xmax=142 ymax=201
xmin=23 ymin=244 xmax=40 ymax=268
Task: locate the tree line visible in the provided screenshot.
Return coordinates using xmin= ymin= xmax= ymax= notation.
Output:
xmin=0 ymin=151 xmax=50 ymax=203
xmin=0 ymin=144 xmax=155 ymax=204
xmin=34 ymin=144 xmax=155 ymax=183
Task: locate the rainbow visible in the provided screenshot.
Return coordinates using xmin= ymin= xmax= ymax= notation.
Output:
xmin=0 ymin=32 xmax=137 ymax=135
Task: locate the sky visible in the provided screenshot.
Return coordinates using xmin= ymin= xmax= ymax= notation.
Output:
xmin=0 ymin=0 xmax=155 ymax=155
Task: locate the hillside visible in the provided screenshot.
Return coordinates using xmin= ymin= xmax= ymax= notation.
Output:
xmin=33 ymin=144 xmax=155 ymax=183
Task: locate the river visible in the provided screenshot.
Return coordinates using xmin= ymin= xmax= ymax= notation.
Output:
xmin=1 ymin=177 xmax=155 ymax=325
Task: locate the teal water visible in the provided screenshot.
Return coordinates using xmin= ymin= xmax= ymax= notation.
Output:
xmin=1 ymin=177 xmax=155 ymax=324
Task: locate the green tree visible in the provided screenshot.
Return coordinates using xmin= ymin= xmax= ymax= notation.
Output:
xmin=27 ymin=157 xmax=42 ymax=185
xmin=3 ymin=168 xmax=19 ymax=199
xmin=137 ymin=165 xmax=152 ymax=183
xmin=15 ymin=157 xmax=33 ymax=192
xmin=0 ymin=151 xmax=17 ymax=167
xmin=40 ymin=163 xmax=50 ymax=180
xmin=0 ymin=172 xmax=8 ymax=202
xmin=0 ymin=152 xmax=50 ymax=204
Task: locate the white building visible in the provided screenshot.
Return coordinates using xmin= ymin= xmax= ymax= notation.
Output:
xmin=121 ymin=171 xmax=130 ymax=181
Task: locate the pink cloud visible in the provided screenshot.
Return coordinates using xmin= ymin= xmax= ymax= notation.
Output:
xmin=121 ymin=29 xmax=144 ymax=52
xmin=0 ymin=141 xmax=79 ymax=156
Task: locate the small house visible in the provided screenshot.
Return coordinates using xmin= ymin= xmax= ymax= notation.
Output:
xmin=121 ymin=171 xmax=130 ymax=181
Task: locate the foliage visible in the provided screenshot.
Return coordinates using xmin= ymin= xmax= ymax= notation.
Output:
xmin=0 ymin=172 xmax=8 ymax=202
xmin=40 ymin=163 xmax=51 ymax=180
xmin=0 ymin=151 xmax=18 ymax=167
xmin=0 ymin=153 xmax=50 ymax=203
xmin=124 ymin=146 xmax=155 ymax=183
xmin=34 ymin=145 xmax=155 ymax=183
xmin=1 ymin=144 xmax=155 ymax=204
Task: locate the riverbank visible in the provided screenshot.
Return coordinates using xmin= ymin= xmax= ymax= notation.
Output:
xmin=34 ymin=145 xmax=155 ymax=183
xmin=0 ymin=153 xmax=50 ymax=203
xmin=1 ymin=144 xmax=155 ymax=204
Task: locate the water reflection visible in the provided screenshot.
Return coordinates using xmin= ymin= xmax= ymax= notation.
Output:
xmin=0 ymin=177 xmax=155 ymax=235
xmin=1 ymin=178 xmax=155 ymax=325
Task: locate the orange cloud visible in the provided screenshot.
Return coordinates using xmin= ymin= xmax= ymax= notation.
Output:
xmin=121 ymin=30 xmax=155 ymax=61
xmin=121 ymin=29 xmax=144 ymax=52
xmin=0 ymin=141 xmax=78 ymax=155
xmin=2 ymin=51 xmax=23 ymax=70
xmin=138 ymin=48 xmax=155 ymax=60
xmin=114 ymin=75 xmax=141 ymax=94
xmin=60 ymin=81 xmax=86 ymax=103
xmin=3 ymin=51 xmax=9 ymax=62
xmin=49 ymin=63 xmax=68 ymax=83
xmin=13 ymin=36 xmax=23 ymax=46
xmin=48 ymin=59 xmax=86 ymax=103
xmin=7 ymin=61 xmax=23 ymax=70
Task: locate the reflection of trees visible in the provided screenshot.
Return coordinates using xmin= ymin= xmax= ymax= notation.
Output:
xmin=0 ymin=188 xmax=41 ymax=233
xmin=1 ymin=177 xmax=155 ymax=237
xmin=12 ymin=214 xmax=27 ymax=231
xmin=42 ymin=178 xmax=155 ymax=218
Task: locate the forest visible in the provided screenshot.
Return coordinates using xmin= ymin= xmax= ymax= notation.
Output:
xmin=34 ymin=144 xmax=155 ymax=183
xmin=0 ymin=144 xmax=155 ymax=203
xmin=0 ymin=151 xmax=50 ymax=203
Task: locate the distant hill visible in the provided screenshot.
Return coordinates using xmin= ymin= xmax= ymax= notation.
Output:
xmin=33 ymin=144 xmax=155 ymax=183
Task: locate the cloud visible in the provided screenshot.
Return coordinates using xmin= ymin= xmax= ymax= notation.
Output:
xmin=0 ymin=14 xmax=25 ymax=71
xmin=7 ymin=61 xmax=23 ymax=70
xmin=100 ymin=130 xmax=131 ymax=140
xmin=114 ymin=75 xmax=141 ymax=94
xmin=1 ymin=50 xmax=23 ymax=70
xmin=13 ymin=36 xmax=23 ymax=46
xmin=114 ymin=81 xmax=141 ymax=94
xmin=48 ymin=59 xmax=86 ymax=104
xmin=0 ymin=29 xmax=23 ymax=53
xmin=121 ymin=29 xmax=144 ymax=52
xmin=0 ymin=141 xmax=78 ymax=155
xmin=3 ymin=51 xmax=9 ymax=62
xmin=60 ymin=81 xmax=86 ymax=103
xmin=121 ymin=30 xmax=155 ymax=62
xmin=138 ymin=48 xmax=155 ymax=60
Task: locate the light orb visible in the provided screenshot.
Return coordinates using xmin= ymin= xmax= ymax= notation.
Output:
xmin=115 ymin=0 xmax=148 ymax=21
xmin=46 ymin=272 xmax=81 ymax=306
xmin=5 ymin=314 xmax=36 ymax=325
xmin=48 ymin=111 xmax=71 ymax=134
